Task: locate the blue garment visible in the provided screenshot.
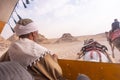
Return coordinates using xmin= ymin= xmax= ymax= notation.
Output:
xmin=112 ymin=21 xmax=120 ymax=32
xmin=77 ymin=74 xmax=90 ymax=80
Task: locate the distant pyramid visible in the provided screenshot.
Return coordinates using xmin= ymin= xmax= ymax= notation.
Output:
xmin=56 ymin=33 xmax=77 ymax=43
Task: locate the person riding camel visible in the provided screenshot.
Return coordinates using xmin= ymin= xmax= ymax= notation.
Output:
xmin=108 ymin=19 xmax=120 ymax=42
xmin=111 ymin=19 xmax=120 ymax=32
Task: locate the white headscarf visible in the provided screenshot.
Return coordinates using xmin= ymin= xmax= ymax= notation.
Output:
xmin=14 ymin=22 xmax=38 ymax=36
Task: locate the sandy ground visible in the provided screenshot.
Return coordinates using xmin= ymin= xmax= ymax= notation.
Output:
xmin=0 ymin=39 xmax=10 ymax=57
xmin=41 ymin=35 xmax=120 ymax=63
xmin=0 ymin=34 xmax=120 ymax=63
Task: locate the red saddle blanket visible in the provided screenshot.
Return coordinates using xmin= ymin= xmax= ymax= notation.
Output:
xmin=110 ymin=29 xmax=120 ymax=41
xmin=81 ymin=41 xmax=106 ymax=54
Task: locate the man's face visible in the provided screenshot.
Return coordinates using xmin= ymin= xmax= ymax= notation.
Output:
xmin=33 ymin=30 xmax=39 ymax=42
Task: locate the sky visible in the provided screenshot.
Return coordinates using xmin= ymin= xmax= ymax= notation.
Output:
xmin=1 ymin=0 xmax=120 ymax=39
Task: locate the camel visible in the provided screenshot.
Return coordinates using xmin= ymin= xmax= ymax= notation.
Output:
xmin=77 ymin=39 xmax=113 ymax=63
xmin=105 ymin=29 xmax=120 ymax=58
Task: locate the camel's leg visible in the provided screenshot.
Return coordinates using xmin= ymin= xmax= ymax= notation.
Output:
xmin=106 ymin=31 xmax=115 ymax=58
xmin=77 ymin=52 xmax=84 ymax=59
xmin=108 ymin=41 xmax=115 ymax=58
xmin=104 ymin=51 xmax=116 ymax=63
xmin=111 ymin=44 xmax=115 ymax=58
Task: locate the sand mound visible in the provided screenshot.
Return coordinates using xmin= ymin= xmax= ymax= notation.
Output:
xmin=0 ymin=35 xmax=10 ymax=57
xmin=76 ymin=33 xmax=106 ymax=42
xmin=0 ymin=35 xmax=4 ymax=41
xmin=36 ymin=34 xmax=50 ymax=44
xmin=7 ymin=33 xmax=50 ymax=44
xmin=8 ymin=34 xmax=18 ymax=42
xmin=56 ymin=33 xmax=77 ymax=43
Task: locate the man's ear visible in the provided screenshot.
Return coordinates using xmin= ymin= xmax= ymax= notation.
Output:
xmin=29 ymin=32 xmax=35 ymax=41
xmin=31 ymin=32 xmax=36 ymax=36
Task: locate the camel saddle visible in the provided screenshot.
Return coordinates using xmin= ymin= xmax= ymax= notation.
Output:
xmin=81 ymin=41 xmax=107 ymax=55
xmin=110 ymin=29 xmax=120 ymax=41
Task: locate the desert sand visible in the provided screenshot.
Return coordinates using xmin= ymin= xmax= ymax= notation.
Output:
xmin=0 ymin=33 xmax=120 ymax=63
xmin=41 ymin=33 xmax=120 ymax=63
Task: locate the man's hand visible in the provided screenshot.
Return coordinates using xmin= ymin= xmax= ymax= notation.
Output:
xmin=52 ymin=54 xmax=58 ymax=62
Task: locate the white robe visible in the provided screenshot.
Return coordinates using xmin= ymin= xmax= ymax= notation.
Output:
xmin=8 ymin=38 xmax=52 ymax=68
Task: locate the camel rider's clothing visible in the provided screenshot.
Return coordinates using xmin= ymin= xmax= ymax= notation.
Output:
xmin=0 ymin=38 xmax=63 ymax=80
xmin=112 ymin=21 xmax=120 ymax=32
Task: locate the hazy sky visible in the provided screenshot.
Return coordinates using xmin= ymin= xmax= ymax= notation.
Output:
xmin=1 ymin=0 xmax=120 ymax=39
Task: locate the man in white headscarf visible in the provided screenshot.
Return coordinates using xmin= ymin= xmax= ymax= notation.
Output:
xmin=1 ymin=18 xmax=64 ymax=80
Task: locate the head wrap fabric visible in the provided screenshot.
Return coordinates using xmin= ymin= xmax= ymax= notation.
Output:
xmin=14 ymin=22 xmax=38 ymax=36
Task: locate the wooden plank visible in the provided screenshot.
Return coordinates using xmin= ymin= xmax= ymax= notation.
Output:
xmin=58 ymin=59 xmax=120 ymax=80
xmin=0 ymin=0 xmax=18 ymax=22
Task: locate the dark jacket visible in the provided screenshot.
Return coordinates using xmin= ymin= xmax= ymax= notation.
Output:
xmin=112 ymin=21 xmax=120 ymax=32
